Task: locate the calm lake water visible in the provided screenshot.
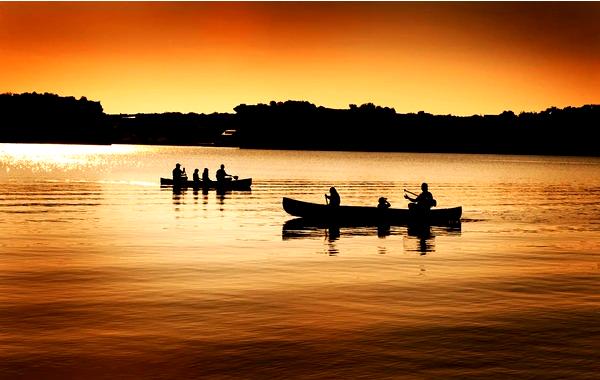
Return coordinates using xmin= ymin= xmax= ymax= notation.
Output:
xmin=1 ymin=144 xmax=599 ymax=379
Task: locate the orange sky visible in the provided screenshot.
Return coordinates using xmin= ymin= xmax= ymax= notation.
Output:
xmin=1 ymin=2 xmax=598 ymax=115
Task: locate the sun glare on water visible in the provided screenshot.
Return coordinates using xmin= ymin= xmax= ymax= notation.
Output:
xmin=1 ymin=143 xmax=137 ymax=163
xmin=0 ymin=143 xmax=143 ymax=178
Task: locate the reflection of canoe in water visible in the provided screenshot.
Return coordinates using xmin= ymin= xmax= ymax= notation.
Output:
xmin=282 ymin=218 xmax=403 ymax=240
xmin=160 ymin=177 xmax=252 ymax=190
xmin=282 ymin=217 xmax=461 ymax=240
xmin=282 ymin=197 xmax=461 ymax=226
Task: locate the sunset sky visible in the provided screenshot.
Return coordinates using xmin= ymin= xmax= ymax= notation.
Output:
xmin=1 ymin=2 xmax=598 ymax=115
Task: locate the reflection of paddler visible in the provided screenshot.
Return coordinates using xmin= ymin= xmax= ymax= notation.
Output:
xmin=407 ymin=224 xmax=435 ymax=255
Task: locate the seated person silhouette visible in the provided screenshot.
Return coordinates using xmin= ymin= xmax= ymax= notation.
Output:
xmin=202 ymin=168 xmax=210 ymax=182
xmin=172 ymin=163 xmax=185 ymax=183
xmin=405 ymin=182 xmax=436 ymax=210
xmin=377 ymin=197 xmax=391 ymax=209
xmin=325 ymin=187 xmax=341 ymax=207
xmin=192 ymin=168 xmax=200 ymax=183
xmin=215 ymin=164 xmax=230 ymax=182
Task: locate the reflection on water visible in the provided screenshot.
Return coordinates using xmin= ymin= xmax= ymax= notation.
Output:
xmin=193 ymin=187 xmax=209 ymax=197
xmin=1 ymin=144 xmax=600 ymax=379
xmin=325 ymin=231 xmax=339 ymax=256
xmin=408 ymin=229 xmax=435 ymax=255
xmin=167 ymin=186 xmax=253 ymax=210
xmin=405 ymin=224 xmax=462 ymax=254
xmin=282 ymin=219 xmax=405 ymax=239
xmin=283 ymin=218 xmax=461 ymax=255
xmin=325 ymin=225 xmax=340 ymax=241
xmin=377 ymin=224 xmax=391 ymax=238
xmin=408 ymin=225 xmax=436 ymax=254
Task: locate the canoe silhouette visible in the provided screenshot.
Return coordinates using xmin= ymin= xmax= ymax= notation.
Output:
xmin=160 ymin=177 xmax=252 ymax=190
xmin=282 ymin=197 xmax=461 ymax=226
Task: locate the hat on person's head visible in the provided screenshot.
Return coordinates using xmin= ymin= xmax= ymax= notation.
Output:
xmin=176 ymin=163 xmax=181 ymax=167
xmin=379 ymin=197 xmax=387 ymax=202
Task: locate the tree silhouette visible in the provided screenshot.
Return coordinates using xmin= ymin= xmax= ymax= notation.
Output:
xmin=1 ymin=92 xmax=598 ymax=156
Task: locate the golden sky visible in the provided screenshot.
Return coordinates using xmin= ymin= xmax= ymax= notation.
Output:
xmin=1 ymin=2 xmax=598 ymax=115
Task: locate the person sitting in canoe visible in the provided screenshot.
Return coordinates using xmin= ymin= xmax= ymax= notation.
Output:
xmin=202 ymin=168 xmax=210 ymax=182
xmin=192 ymin=168 xmax=200 ymax=184
xmin=404 ymin=182 xmax=437 ymax=210
xmin=216 ymin=164 xmax=232 ymax=182
xmin=377 ymin=196 xmax=391 ymax=209
xmin=172 ymin=163 xmax=185 ymax=183
xmin=325 ymin=187 xmax=340 ymax=207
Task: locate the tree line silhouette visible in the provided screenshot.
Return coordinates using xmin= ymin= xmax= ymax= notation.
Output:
xmin=0 ymin=92 xmax=108 ymax=144
xmin=1 ymin=92 xmax=598 ymax=156
xmin=233 ymin=101 xmax=599 ymax=156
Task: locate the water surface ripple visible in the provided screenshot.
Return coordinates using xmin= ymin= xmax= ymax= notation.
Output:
xmin=1 ymin=144 xmax=599 ymax=379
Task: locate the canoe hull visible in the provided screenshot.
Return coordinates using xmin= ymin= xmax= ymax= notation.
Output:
xmin=282 ymin=197 xmax=461 ymax=226
xmin=160 ymin=177 xmax=252 ymax=190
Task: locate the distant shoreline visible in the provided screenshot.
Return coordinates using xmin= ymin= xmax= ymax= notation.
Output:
xmin=3 ymin=142 xmax=599 ymax=160
xmin=1 ymin=92 xmax=598 ymax=157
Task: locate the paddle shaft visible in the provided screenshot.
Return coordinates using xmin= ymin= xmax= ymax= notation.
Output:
xmin=404 ymin=189 xmax=419 ymax=197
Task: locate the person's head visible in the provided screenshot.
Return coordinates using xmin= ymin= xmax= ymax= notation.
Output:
xmin=220 ymin=164 xmax=225 ymax=169
xmin=203 ymin=168 xmax=208 ymax=173
xmin=421 ymin=182 xmax=428 ymax=191
xmin=194 ymin=168 xmax=199 ymax=173
xmin=330 ymin=187 xmax=337 ymax=194
xmin=379 ymin=197 xmax=387 ymax=203
xmin=176 ymin=163 xmax=181 ymax=168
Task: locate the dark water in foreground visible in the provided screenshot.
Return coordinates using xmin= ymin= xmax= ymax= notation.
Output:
xmin=1 ymin=144 xmax=599 ymax=379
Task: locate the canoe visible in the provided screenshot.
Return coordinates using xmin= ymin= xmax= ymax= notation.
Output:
xmin=282 ymin=197 xmax=461 ymax=226
xmin=160 ymin=177 xmax=252 ymax=190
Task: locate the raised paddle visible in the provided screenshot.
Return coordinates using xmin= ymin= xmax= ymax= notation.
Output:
xmin=404 ymin=189 xmax=419 ymax=197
